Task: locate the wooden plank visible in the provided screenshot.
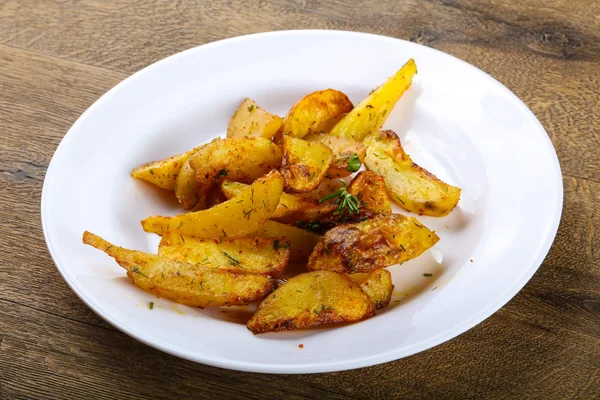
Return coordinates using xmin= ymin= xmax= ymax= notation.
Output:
xmin=1 ymin=0 xmax=599 ymax=74
xmin=1 ymin=1 xmax=597 ymax=180
xmin=0 ymin=299 xmax=354 ymax=400
xmin=0 ymin=45 xmax=126 ymax=328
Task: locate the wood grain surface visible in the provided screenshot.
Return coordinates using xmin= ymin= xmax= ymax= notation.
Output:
xmin=1 ymin=0 xmax=599 ymax=399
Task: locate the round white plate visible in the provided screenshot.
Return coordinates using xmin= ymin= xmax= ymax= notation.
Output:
xmin=42 ymin=30 xmax=562 ymax=373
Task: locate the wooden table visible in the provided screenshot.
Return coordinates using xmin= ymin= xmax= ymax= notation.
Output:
xmin=1 ymin=1 xmax=598 ymax=398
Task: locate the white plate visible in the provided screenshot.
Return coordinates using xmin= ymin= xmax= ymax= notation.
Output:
xmin=41 ymin=30 xmax=562 ymax=373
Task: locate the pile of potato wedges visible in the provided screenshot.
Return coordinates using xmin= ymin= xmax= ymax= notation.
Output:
xmin=84 ymin=59 xmax=462 ymax=334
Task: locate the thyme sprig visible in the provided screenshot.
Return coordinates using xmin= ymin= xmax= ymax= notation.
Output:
xmin=318 ymin=181 xmax=360 ymax=215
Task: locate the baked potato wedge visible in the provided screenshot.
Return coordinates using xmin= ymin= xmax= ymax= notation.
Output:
xmin=247 ymin=271 xmax=375 ymax=334
xmin=227 ymin=98 xmax=283 ymax=140
xmin=296 ymin=178 xmax=347 ymax=201
xmin=255 ymin=220 xmax=322 ymax=263
xmin=221 ymin=180 xmax=334 ymax=224
xmin=304 ymin=132 xmax=366 ymax=178
xmin=349 ymin=269 xmax=394 ymax=309
xmin=347 ymin=171 xmax=391 ymax=215
xmin=141 ymin=170 xmax=284 ymax=238
xmin=175 ymin=157 xmax=209 ymax=210
xmin=319 ymin=171 xmax=392 ymax=228
xmin=158 ymin=231 xmax=289 ymax=277
xmin=131 ymin=146 xmax=202 ymax=190
xmin=364 ymin=130 xmax=461 ymax=216
xmin=83 ymin=231 xmax=275 ymax=307
xmin=281 ymin=136 xmax=333 ymax=193
xmin=330 ymin=59 xmax=417 ymax=141
xmin=188 ymin=137 xmax=282 ymax=189
xmin=307 ymin=214 xmax=439 ymax=273
xmin=277 ymin=89 xmax=353 ymax=140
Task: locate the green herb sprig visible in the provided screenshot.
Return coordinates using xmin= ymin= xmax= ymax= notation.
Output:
xmin=346 ymin=154 xmax=361 ymax=172
xmin=319 ymin=181 xmax=360 ymax=215
xmin=296 ymin=220 xmax=321 ymax=232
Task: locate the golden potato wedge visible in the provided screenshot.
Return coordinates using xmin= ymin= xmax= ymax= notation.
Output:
xmin=247 ymin=271 xmax=375 ymax=334
xmin=281 ymin=136 xmax=333 ymax=193
xmin=347 ymin=171 xmax=391 ymax=215
xmin=296 ymin=178 xmax=347 ymax=201
xmin=158 ymin=231 xmax=289 ymax=277
xmin=220 ymin=180 xmax=334 ymax=225
xmin=330 ymin=59 xmax=417 ymax=141
xmin=227 ymin=98 xmax=283 ymax=140
xmin=188 ymin=137 xmax=282 ymax=189
xmin=307 ymin=214 xmax=439 ymax=273
xmin=364 ymin=130 xmax=461 ymax=216
xmin=349 ymin=269 xmax=394 ymax=309
xmin=255 ymin=220 xmax=322 ymax=263
xmin=318 ymin=172 xmax=392 ymax=228
xmin=131 ymin=146 xmax=202 ymax=190
xmin=277 ymin=89 xmax=353 ymax=141
xmin=141 ymin=170 xmax=284 ymax=238
xmin=305 ymin=132 xmax=367 ymax=178
xmin=83 ymin=231 xmax=275 ymax=307
xmin=175 ymin=158 xmax=209 ymax=210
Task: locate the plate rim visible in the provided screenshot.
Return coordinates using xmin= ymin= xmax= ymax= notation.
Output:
xmin=41 ymin=29 xmax=564 ymax=374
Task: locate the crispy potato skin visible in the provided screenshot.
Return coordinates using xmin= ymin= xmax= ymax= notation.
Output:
xmin=83 ymin=231 xmax=275 ymax=307
xmin=330 ymin=59 xmax=417 ymax=141
xmin=281 ymin=136 xmax=333 ymax=193
xmin=221 ymin=180 xmax=335 ymax=224
xmin=349 ymin=269 xmax=394 ymax=309
xmin=188 ymin=137 xmax=282 ymax=189
xmin=247 ymin=271 xmax=375 ymax=334
xmin=304 ymin=132 xmax=367 ymax=178
xmin=141 ymin=170 xmax=284 ymax=238
xmin=158 ymin=232 xmax=289 ymax=277
xmin=307 ymin=214 xmax=439 ymax=273
xmin=277 ymin=89 xmax=353 ymax=141
xmin=254 ymin=220 xmax=322 ymax=263
xmin=227 ymin=98 xmax=283 ymax=140
xmin=364 ymin=130 xmax=461 ymax=216
xmin=131 ymin=146 xmax=202 ymax=190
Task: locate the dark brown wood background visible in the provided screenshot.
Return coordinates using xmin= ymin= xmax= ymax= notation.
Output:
xmin=1 ymin=1 xmax=599 ymax=399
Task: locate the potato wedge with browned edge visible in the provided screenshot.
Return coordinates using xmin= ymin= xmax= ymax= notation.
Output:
xmin=131 ymin=145 xmax=203 ymax=190
xmin=349 ymin=269 xmax=394 ymax=309
xmin=83 ymin=231 xmax=275 ymax=307
xmin=221 ymin=180 xmax=335 ymax=225
xmin=364 ymin=130 xmax=461 ymax=216
xmin=307 ymin=214 xmax=439 ymax=273
xmin=188 ymin=137 xmax=282 ymax=189
xmin=158 ymin=231 xmax=289 ymax=277
xmin=305 ymin=132 xmax=366 ymax=178
xmin=247 ymin=271 xmax=375 ymax=334
xmin=141 ymin=170 xmax=284 ymax=238
xmin=255 ymin=220 xmax=321 ymax=263
xmin=315 ymin=172 xmax=392 ymax=228
xmin=347 ymin=171 xmax=391 ymax=215
xmin=281 ymin=136 xmax=333 ymax=193
xmin=276 ymin=89 xmax=353 ymax=141
xmin=330 ymin=59 xmax=417 ymax=141
xmin=227 ymin=98 xmax=283 ymax=140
